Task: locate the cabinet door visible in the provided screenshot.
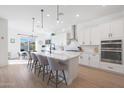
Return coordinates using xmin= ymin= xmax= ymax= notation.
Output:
xmin=89 ymin=55 xmax=100 ymax=68
xmin=99 ymin=62 xmax=124 ymax=74
xmin=79 ymin=54 xmax=90 ymax=66
xmin=77 ymin=30 xmax=83 ymax=45
xmin=83 ymin=28 xmax=91 ymax=45
xmin=100 ymin=23 xmax=110 ymax=39
xmin=110 ymin=19 xmax=124 ymax=38
xmin=91 ymin=26 xmax=100 ymax=45
xmin=77 ymin=25 xmax=85 ymax=45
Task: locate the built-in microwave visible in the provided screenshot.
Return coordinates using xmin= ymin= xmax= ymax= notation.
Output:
xmin=101 ymin=40 xmax=122 ymax=64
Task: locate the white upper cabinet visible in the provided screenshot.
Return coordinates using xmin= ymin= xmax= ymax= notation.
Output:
xmin=100 ymin=19 xmax=124 ymax=39
xmin=77 ymin=30 xmax=83 ymax=45
xmin=77 ymin=18 xmax=124 ymax=45
xmin=78 ymin=26 xmax=100 ymax=45
xmin=100 ymin=22 xmax=111 ymax=39
xmin=91 ymin=26 xmax=100 ymax=45
xmin=81 ymin=26 xmax=100 ymax=45
xmin=110 ymin=19 xmax=124 ymax=38
xmin=83 ymin=28 xmax=91 ymax=45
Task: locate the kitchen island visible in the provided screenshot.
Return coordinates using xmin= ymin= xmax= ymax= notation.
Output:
xmin=35 ymin=51 xmax=82 ymax=85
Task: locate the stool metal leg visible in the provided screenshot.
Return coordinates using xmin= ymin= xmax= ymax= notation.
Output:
xmin=47 ymin=70 xmax=52 ymax=85
xmin=34 ymin=61 xmax=37 ymax=74
xmin=27 ymin=60 xmax=29 ymax=68
xmin=56 ymin=70 xmax=58 ymax=88
xmin=62 ymin=70 xmax=67 ymax=85
xmin=29 ymin=60 xmax=32 ymax=70
xmin=42 ymin=65 xmax=45 ymax=81
xmin=31 ymin=60 xmax=35 ymax=71
xmin=38 ymin=65 xmax=42 ymax=77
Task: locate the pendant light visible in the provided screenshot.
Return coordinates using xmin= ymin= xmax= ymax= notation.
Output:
xmin=41 ymin=9 xmax=44 ymax=28
xmin=56 ymin=5 xmax=64 ymax=24
xmin=32 ymin=17 xmax=35 ymax=37
xmin=32 ymin=17 xmax=35 ymax=32
xmin=57 ymin=5 xmax=59 ymax=23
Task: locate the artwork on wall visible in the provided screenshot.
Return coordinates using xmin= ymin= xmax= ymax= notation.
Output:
xmin=10 ymin=38 xmax=15 ymax=43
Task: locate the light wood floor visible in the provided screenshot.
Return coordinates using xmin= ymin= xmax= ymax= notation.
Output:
xmin=0 ymin=64 xmax=124 ymax=88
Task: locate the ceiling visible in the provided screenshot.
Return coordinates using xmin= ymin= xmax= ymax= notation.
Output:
xmin=0 ymin=5 xmax=124 ymax=34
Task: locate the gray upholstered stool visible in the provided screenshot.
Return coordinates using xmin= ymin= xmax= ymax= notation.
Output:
xmin=37 ymin=54 xmax=49 ymax=81
xmin=31 ymin=53 xmax=39 ymax=73
xmin=47 ymin=57 xmax=67 ymax=88
xmin=27 ymin=51 xmax=32 ymax=69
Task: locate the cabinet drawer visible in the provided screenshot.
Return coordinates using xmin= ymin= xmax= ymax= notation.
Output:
xmin=99 ymin=62 xmax=124 ymax=74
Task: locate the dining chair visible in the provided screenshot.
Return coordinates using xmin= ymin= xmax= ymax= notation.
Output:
xmin=47 ymin=57 xmax=67 ymax=88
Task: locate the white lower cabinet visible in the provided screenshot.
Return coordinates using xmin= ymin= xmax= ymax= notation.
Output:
xmin=79 ymin=53 xmax=100 ymax=68
xmin=79 ymin=53 xmax=90 ymax=66
xmin=79 ymin=53 xmax=124 ymax=74
xmin=99 ymin=62 xmax=124 ymax=74
xmin=89 ymin=54 xmax=100 ymax=68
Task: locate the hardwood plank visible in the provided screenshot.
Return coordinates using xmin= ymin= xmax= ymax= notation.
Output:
xmin=0 ymin=64 xmax=124 ymax=88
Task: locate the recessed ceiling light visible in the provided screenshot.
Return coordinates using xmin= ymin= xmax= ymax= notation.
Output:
xmin=76 ymin=14 xmax=80 ymax=17
xmin=47 ymin=14 xmax=50 ymax=17
xmin=57 ymin=20 xmax=59 ymax=24
xmin=61 ymin=21 xmax=63 ymax=23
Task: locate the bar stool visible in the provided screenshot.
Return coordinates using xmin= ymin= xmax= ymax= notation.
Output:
xmin=27 ymin=51 xmax=32 ymax=69
xmin=37 ymin=55 xmax=49 ymax=81
xmin=47 ymin=57 xmax=67 ymax=88
xmin=31 ymin=53 xmax=39 ymax=73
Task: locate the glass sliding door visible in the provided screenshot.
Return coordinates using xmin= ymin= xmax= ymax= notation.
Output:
xmin=29 ymin=38 xmax=35 ymax=52
xmin=20 ymin=37 xmax=35 ymax=52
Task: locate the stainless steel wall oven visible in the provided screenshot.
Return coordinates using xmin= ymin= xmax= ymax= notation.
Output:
xmin=101 ymin=40 xmax=122 ymax=64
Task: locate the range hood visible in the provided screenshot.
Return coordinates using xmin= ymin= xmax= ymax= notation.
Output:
xmin=65 ymin=25 xmax=80 ymax=51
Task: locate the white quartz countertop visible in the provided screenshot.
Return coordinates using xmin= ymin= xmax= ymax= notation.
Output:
xmin=35 ymin=50 xmax=82 ymax=61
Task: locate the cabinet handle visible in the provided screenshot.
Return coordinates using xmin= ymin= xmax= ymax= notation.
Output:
xmin=111 ymin=33 xmax=112 ymax=37
xmin=80 ymin=56 xmax=83 ymax=59
xmin=90 ymin=41 xmax=92 ymax=45
xmin=88 ymin=57 xmax=90 ymax=60
xmin=108 ymin=66 xmax=113 ymax=69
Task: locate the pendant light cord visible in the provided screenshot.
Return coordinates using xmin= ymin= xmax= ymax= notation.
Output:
xmin=57 ymin=5 xmax=59 ymax=21
xmin=41 ymin=9 xmax=44 ymax=28
xmin=32 ymin=17 xmax=35 ymax=32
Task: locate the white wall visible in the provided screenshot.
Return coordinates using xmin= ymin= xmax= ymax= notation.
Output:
xmin=52 ymin=32 xmax=67 ymax=46
xmin=0 ymin=18 xmax=8 ymax=66
xmin=8 ymin=28 xmax=20 ymax=59
xmin=35 ymin=32 xmax=68 ymax=52
xmin=35 ymin=33 xmax=50 ymax=52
